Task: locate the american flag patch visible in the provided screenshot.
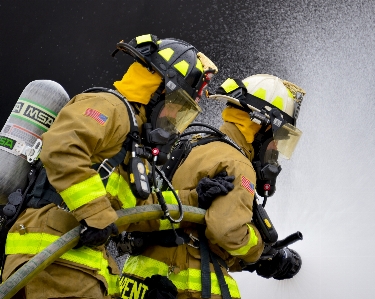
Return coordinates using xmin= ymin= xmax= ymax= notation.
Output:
xmin=241 ymin=175 xmax=254 ymax=194
xmin=84 ymin=108 xmax=108 ymax=125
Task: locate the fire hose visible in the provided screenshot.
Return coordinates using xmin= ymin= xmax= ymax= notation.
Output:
xmin=0 ymin=204 xmax=206 ymax=299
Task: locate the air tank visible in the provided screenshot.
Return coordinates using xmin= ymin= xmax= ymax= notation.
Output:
xmin=0 ymin=80 xmax=70 ymax=204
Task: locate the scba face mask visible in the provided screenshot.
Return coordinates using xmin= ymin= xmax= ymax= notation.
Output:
xmin=143 ymin=89 xmax=202 ymax=165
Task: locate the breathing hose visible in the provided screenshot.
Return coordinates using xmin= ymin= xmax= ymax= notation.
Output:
xmin=0 ymin=204 xmax=206 ymax=299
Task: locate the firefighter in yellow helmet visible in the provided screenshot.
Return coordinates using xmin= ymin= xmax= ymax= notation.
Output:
xmin=1 ymin=34 xmax=217 ymax=299
xmin=117 ymin=74 xmax=305 ymax=298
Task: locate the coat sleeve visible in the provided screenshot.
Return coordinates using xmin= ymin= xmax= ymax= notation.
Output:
xmin=40 ymin=93 xmax=130 ymax=229
xmin=204 ymin=156 xmax=265 ymax=263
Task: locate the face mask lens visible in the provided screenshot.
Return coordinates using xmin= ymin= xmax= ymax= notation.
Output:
xmin=264 ymin=145 xmax=279 ymax=166
xmin=273 ymin=123 xmax=302 ymax=159
xmin=155 ymin=89 xmax=201 ymax=134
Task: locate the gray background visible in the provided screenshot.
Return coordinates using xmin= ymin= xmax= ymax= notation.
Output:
xmin=1 ymin=1 xmax=375 ymax=298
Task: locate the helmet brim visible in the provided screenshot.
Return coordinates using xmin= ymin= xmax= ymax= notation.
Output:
xmin=208 ymin=94 xmax=261 ymax=113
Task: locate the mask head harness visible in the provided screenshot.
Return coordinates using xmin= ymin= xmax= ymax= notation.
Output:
xmin=112 ymin=34 xmax=218 ymax=165
xmin=210 ymin=77 xmax=305 ymax=199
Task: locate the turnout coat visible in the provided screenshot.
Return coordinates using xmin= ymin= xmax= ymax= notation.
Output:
xmin=3 ymin=92 xmax=142 ymax=298
xmin=122 ymin=121 xmax=264 ymax=299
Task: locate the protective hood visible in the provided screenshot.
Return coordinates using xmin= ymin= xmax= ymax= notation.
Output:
xmin=222 ymin=106 xmax=261 ymax=143
xmin=113 ymin=62 xmax=163 ymax=105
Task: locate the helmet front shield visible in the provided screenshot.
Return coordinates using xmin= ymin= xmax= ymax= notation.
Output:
xmin=272 ymin=123 xmax=302 ymax=159
xmin=155 ymin=89 xmax=202 ymax=134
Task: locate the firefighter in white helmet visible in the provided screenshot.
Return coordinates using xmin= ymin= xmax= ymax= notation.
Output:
xmin=117 ymin=74 xmax=305 ymax=299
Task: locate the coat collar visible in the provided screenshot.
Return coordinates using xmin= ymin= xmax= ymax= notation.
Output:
xmin=219 ymin=122 xmax=255 ymax=161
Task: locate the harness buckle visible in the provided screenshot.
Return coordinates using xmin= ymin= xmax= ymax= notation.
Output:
xmin=97 ymin=159 xmax=116 ymax=180
xmin=26 ymin=139 xmax=43 ymax=163
xmin=187 ymin=233 xmax=200 ymax=249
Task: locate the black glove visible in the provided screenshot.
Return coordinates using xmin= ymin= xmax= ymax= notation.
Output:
xmin=75 ymin=221 xmax=119 ymax=249
xmin=196 ymin=171 xmax=235 ymax=209
xmin=116 ymin=231 xmax=150 ymax=256
xmin=116 ymin=229 xmax=191 ymax=256
xmin=144 ymin=274 xmax=178 ymax=299
xmin=244 ymin=247 xmax=302 ymax=280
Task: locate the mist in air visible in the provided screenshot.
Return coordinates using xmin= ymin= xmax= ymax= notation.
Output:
xmin=1 ymin=1 xmax=374 ymax=298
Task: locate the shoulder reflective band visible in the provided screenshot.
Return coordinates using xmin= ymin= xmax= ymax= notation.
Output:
xmin=122 ymin=255 xmax=240 ymax=298
xmin=60 ymin=174 xmax=107 ymax=211
xmin=5 ymin=232 xmax=119 ymax=295
xmin=227 ymin=224 xmax=259 ymax=256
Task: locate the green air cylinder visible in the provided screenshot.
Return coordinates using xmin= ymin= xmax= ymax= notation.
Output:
xmin=0 ymin=80 xmax=70 ymax=204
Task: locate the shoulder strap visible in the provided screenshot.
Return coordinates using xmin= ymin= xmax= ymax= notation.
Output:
xmin=161 ymin=123 xmax=246 ymax=188
xmin=82 ymin=87 xmax=140 ymax=143
xmin=184 ymin=123 xmax=246 ymax=157
xmin=82 ymin=87 xmax=141 ymax=183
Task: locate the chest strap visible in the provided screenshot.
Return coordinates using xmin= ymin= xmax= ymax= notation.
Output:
xmin=199 ymin=228 xmax=231 ymax=299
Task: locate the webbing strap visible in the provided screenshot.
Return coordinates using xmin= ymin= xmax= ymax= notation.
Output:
xmin=83 ymin=87 xmax=140 ymax=184
xmin=209 ymin=251 xmax=231 ymax=299
xmin=92 ymin=145 xmax=129 ymax=186
xmin=27 ymin=168 xmax=63 ymax=209
xmin=0 ymin=161 xmax=42 ymax=282
xmin=82 ymin=87 xmax=140 ymax=142
xmin=199 ymin=228 xmax=232 ymax=299
xmin=199 ymin=228 xmax=211 ymax=299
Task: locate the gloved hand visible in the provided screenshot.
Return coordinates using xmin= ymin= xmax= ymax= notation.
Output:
xmin=116 ymin=231 xmax=150 ymax=256
xmin=75 ymin=220 xmax=119 ymax=249
xmin=196 ymin=171 xmax=235 ymax=209
xmin=116 ymin=229 xmax=191 ymax=256
xmin=243 ymin=246 xmax=302 ymax=280
xmin=144 ymin=274 xmax=178 ymax=299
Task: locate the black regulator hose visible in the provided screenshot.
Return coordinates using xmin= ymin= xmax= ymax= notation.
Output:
xmin=181 ymin=122 xmax=225 ymax=138
xmin=151 ymin=157 xmax=184 ymax=224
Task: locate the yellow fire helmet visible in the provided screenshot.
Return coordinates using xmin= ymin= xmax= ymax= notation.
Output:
xmin=208 ymin=74 xmax=306 ymax=159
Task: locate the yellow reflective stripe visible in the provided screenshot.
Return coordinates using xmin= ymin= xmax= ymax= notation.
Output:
xmin=106 ymin=172 xmax=137 ymax=209
xmin=6 ymin=232 xmax=119 ymax=294
xmin=227 ymin=224 xmax=258 ymax=256
xmin=160 ymin=191 xmax=180 ymax=230
xmin=195 ymin=59 xmax=204 ymax=73
xmin=271 ymin=96 xmax=284 ymax=110
xmin=253 ymin=87 xmax=266 ymax=100
xmin=60 ymin=174 xmax=106 ymax=211
xmin=221 ymin=78 xmax=239 ymax=93
xmin=243 ymin=81 xmax=250 ymax=88
xmin=158 ymin=48 xmax=175 ymax=62
xmin=173 ymin=60 xmax=189 ymax=76
xmin=123 ymin=255 xmax=240 ymax=298
xmin=136 ymin=34 xmax=152 ymax=44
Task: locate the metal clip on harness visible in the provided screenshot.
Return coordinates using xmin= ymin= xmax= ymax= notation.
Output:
xmin=96 ymin=159 xmax=116 ymax=180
